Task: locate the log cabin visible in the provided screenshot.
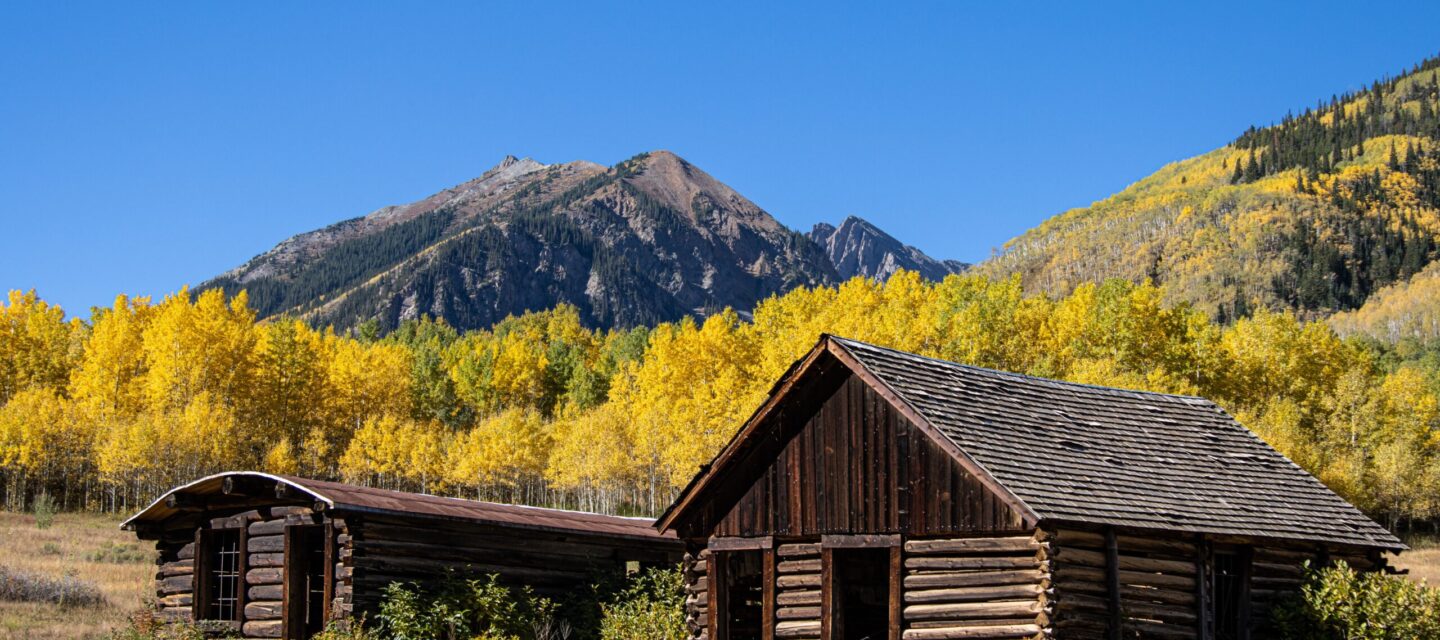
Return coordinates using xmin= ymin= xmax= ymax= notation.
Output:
xmin=656 ymin=335 xmax=1405 ymax=640
xmin=123 ymin=472 xmax=684 ymax=639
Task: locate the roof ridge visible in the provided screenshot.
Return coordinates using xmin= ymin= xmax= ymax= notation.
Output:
xmin=826 ymin=335 xmax=1215 ymax=403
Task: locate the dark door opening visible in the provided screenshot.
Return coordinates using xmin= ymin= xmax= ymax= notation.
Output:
xmin=1213 ymin=550 xmax=1251 ymax=640
xmin=831 ymin=548 xmax=892 ymax=640
xmin=286 ymin=525 xmax=328 ymax=639
xmin=717 ymin=550 xmax=765 ymax=640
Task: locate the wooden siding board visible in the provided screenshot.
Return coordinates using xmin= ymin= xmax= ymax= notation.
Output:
xmin=714 ymin=370 xmax=1024 ymax=538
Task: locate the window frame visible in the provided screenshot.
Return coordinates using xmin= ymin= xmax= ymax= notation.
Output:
xmin=193 ymin=525 xmax=247 ymax=624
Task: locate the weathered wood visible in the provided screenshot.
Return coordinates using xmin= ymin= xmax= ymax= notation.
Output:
xmin=900 ymin=625 xmax=1042 ymax=640
xmin=1105 ymin=528 xmax=1121 ymax=640
xmin=249 ymin=552 xmax=285 ymax=567
xmin=247 ymin=534 xmax=284 ymax=553
xmin=904 ymin=537 xmax=1038 ymax=555
xmin=903 ymin=569 xmax=1045 ymax=590
xmin=242 ymin=620 xmax=284 ymax=638
xmin=249 ymin=584 xmax=284 ymax=601
xmin=246 ymin=567 xmax=284 ymax=586
xmin=903 ymin=600 xmax=1041 ymax=621
xmin=249 ymin=519 xmax=287 ymax=536
xmin=904 ymin=556 xmax=1043 ymax=571
xmin=904 ymin=584 xmax=1043 ymax=604
xmin=244 ymin=600 xmax=283 ymax=620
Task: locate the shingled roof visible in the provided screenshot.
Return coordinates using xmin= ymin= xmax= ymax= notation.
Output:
xmin=827 ymin=336 xmax=1402 ymax=550
xmin=123 ymin=472 xmax=671 ymax=542
xmin=659 ymin=335 xmax=1402 ymax=551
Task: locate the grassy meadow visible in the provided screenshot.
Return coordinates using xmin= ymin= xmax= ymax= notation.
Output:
xmin=0 ymin=511 xmax=150 ymax=639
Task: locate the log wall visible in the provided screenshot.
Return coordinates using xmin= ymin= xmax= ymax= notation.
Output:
xmin=148 ymin=505 xmax=325 ymax=638
xmin=775 ymin=542 xmax=822 ymax=640
xmin=344 ymin=512 xmax=683 ymax=616
xmin=684 ymin=548 xmax=711 ymax=640
xmin=901 ymin=534 xmax=1049 ymax=640
xmin=1047 ymin=527 xmax=1390 ymax=639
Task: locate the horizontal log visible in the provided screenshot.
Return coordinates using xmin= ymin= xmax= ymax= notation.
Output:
xmin=158 ymin=575 xmax=191 ymax=595
xmin=777 ymin=574 xmax=822 ymax=589
xmin=906 ymin=557 xmax=1043 ymax=571
xmin=778 ymin=559 xmax=821 ymax=574
xmin=242 ymin=620 xmax=283 ymax=638
xmin=777 ymin=543 xmax=821 ymax=558
xmin=249 ymin=584 xmax=284 ymax=601
xmin=905 ymin=583 xmax=1043 ymax=605
xmin=159 ymin=593 xmax=193 ymax=608
xmin=247 ymin=534 xmax=284 ymax=553
xmin=904 ymin=570 xmax=1046 ymax=590
xmin=246 ymin=567 xmax=284 ymax=585
xmin=776 ymin=606 xmax=821 ymax=620
xmin=157 ymin=560 xmax=194 ymax=578
xmin=777 ymin=589 xmax=821 ymax=606
xmin=249 ymin=519 xmax=287 ymax=536
xmin=775 ymin=620 xmax=821 ymax=639
xmin=902 ymin=624 xmax=1042 ymax=640
xmin=244 ymin=600 xmax=283 ymax=620
xmin=249 ymin=552 xmax=285 ymax=567
xmin=905 ymin=537 xmax=1039 ymax=555
xmin=1122 ymin=619 xmax=1197 ymax=640
xmin=904 ymin=600 xmax=1040 ymax=621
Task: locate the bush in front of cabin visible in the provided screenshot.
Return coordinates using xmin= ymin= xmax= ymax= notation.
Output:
xmin=598 ymin=567 xmax=686 ymax=640
xmin=1272 ymin=561 xmax=1440 ymax=639
xmin=376 ymin=573 xmax=558 ymax=640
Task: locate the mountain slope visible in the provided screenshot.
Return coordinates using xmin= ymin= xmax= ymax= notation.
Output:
xmin=977 ymin=56 xmax=1440 ymax=321
xmin=204 ymin=152 xmax=961 ymax=331
xmin=809 ymin=216 xmax=968 ymax=281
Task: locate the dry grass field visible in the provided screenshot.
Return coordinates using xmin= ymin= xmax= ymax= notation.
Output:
xmin=1395 ymin=538 xmax=1440 ymax=586
xmin=0 ymin=511 xmax=151 ymax=639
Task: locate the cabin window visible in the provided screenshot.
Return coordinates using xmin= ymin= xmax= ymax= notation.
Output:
xmin=199 ymin=528 xmax=243 ymax=622
xmin=286 ymin=524 xmax=330 ymax=639
xmin=1213 ymin=549 xmax=1251 ymax=640
xmin=714 ymin=550 xmax=766 ymax=640
xmin=829 ymin=548 xmax=893 ymax=640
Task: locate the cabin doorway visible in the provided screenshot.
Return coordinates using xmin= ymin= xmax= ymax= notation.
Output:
xmin=285 ymin=525 xmax=329 ymax=639
xmin=715 ymin=550 xmax=766 ymax=640
xmin=829 ymin=548 xmax=893 ymax=640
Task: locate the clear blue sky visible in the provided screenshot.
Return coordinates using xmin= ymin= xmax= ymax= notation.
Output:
xmin=3 ymin=2 xmax=1439 ymax=318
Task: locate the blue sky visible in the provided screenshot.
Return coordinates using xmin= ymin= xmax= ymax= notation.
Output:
xmin=3 ymin=2 xmax=1439 ymax=317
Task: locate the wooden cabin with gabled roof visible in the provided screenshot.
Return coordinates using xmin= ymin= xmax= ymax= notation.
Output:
xmin=657 ymin=335 xmax=1404 ymax=640
xmin=123 ymin=472 xmax=684 ymax=639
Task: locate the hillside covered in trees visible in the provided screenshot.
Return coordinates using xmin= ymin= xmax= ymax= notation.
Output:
xmin=3 ymin=271 xmax=1439 ymax=531
xmin=979 ymin=56 xmax=1440 ymax=322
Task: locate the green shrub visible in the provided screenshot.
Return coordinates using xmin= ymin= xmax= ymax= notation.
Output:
xmin=1272 ymin=561 xmax=1440 ymax=639
xmin=599 ymin=567 xmax=686 ymax=640
xmin=377 ymin=573 xmax=556 ymax=640
xmin=39 ymin=542 xmax=62 ymax=557
xmin=31 ymin=493 xmax=56 ymax=529
xmin=87 ymin=541 xmax=150 ymax=564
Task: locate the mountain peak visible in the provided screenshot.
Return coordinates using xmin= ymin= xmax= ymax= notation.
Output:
xmin=809 ymin=215 xmax=967 ymax=282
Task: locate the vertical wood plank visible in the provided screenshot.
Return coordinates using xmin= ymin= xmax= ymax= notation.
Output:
xmin=1196 ymin=535 xmax=1212 ymax=640
xmin=762 ymin=547 xmax=776 ymax=640
xmin=282 ymin=525 xmax=294 ymax=640
xmin=1105 ymin=527 xmax=1121 ymax=640
xmin=821 ymin=547 xmax=834 ymax=640
xmin=237 ymin=525 xmax=248 ymax=625
xmin=1238 ymin=546 xmax=1254 ymax=640
xmin=888 ymin=544 xmax=902 ymax=640
xmin=323 ymin=520 xmax=336 ymax=623
xmin=192 ymin=528 xmax=206 ymax=621
xmin=709 ymin=551 xmax=725 ymax=640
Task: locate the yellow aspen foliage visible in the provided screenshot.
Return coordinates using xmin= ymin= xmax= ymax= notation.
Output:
xmin=447 ymin=408 xmax=550 ymax=490
xmin=0 ymin=290 xmax=79 ymax=403
xmin=141 ymin=288 xmax=256 ymax=412
xmin=70 ymin=295 xmax=154 ymax=417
